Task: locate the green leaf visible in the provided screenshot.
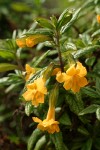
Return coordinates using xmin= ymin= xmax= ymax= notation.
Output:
xmin=79 ymin=104 xmax=99 ymax=116
xmin=94 ymin=138 xmax=100 ymax=149
xmin=96 ymin=107 xmax=100 ymax=121
xmin=36 ymin=18 xmax=54 ymax=29
xmin=26 ymin=28 xmax=53 ymax=37
xmin=0 ymin=50 xmax=15 ymax=59
xmin=85 ymin=56 xmax=96 ymax=66
xmin=25 ymin=102 xmax=34 ymax=116
xmin=50 ymin=15 xmax=58 ymax=27
xmin=34 ymin=135 xmax=46 ymax=150
xmin=61 ymin=8 xmax=81 ymax=34
xmin=57 ymin=9 xmax=73 ymax=29
xmin=91 ymin=29 xmax=100 ymax=37
xmin=33 ymin=50 xmax=50 ymax=67
xmin=74 ymin=45 xmax=100 ymax=59
xmin=65 ymin=93 xmax=84 ymax=115
xmin=59 ymin=112 xmax=72 ymax=126
xmin=50 ymin=132 xmax=66 ymax=150
xmin=81 ymin=87 xmax=100 ymax=98
xmin=81 ymin=138 xmax=92 ymax=150
xmin=0 ymin=63 xmax=19 ymax=72
xmin=11 ymin=2 xmax=31 ymax=12
xmin=77 ymin=126 xmax=90 ymax=136
xmin=27 ymin=129 xmax=43 ymax=150
xmin=96 ymin=77 xmax=100 ymax=96
xmin=43 ymin=62 xmax=54 ymax=80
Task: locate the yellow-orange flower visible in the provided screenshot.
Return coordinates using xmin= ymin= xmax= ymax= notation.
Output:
xmin=25 ymin=64 xmax=36 ymax=80
xmin=56 ymin=62 xmax=88 ymax=93
xmin=32 ymin=107 xmax=60 ymax=134
xmin=16 ymin=38 xmax=26 ymax=48
xmin=97 ymin=15 xmax=100 ymax=24
xmin=22 ymin=77 xmax=47 ymax=106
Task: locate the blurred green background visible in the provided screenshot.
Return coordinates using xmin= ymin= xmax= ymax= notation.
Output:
xmin=0 ymin=0 xmax=86 ymax=38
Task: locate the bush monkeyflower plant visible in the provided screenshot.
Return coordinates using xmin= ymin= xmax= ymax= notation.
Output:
xmin=15 ymin=3 xmax=100 ymax=149
xmin=1 ymin=0 xmax=100 ymax=149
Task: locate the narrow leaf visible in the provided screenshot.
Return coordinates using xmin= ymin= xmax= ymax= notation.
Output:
xmin=79 ymin=104 xmax=99 ymax=116
xmin=57 ymin=9 xmax=73 ymax=29
xmin=61 ymin=8 xmax=81 ymax=34
xmin=0 ymin=50 xmax=15 ymax=59
xmin=74 ymin=45 xmax=100 ymax=59
xmin=51 ymin=132 xmax=66 ymax=150
xmin=0 ymin=63 xmax=19 ymax=72
xmin=59 ymin=112 xmax=72 ymax=126
xmin=91 ymin=29 xmax=100 ymax=37
xmin=34 ymin=135 xmax=46 ymax=150
xmin=33 ymin=50 xmax=50 ymax=67
xmin=77 ymin=126 xmax=90 ymax=136
xmin=81 ymin=138 xmax=92 ymax=150
xmin=25 ymin=102 xmax=34 ymax=116
xmin=85 ymin=56 xmax=96 ymax=66
xmin=81 ymin=87 xmax=100 ymax=98
xmin=96 ymin=107 xmax=100 ymax=121
xmin=27 ymin=129 xmax=43 ymax=150
xmin=65 ymin=93 xmax=84 ymax=115
xmin=36 ymin=18 xmax=54 ymax=29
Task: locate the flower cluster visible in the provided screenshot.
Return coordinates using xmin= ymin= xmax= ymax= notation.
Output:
xmin=22 ymin=61 xmax=88 ymax=134
xmin=56 ymin=62 xmax=88 ymax=93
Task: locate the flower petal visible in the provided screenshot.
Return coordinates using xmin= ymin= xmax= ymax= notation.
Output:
xmin=56 ymin=71 xmax=66 ymax=83
xmin=78 ymin=77 xmax=88 ymax=87
xmin=35 ymin=78 xmax=47 ymax=94
xmin=76 ymin=62 xmax=87 ymax=77
xmin=22 ymin=90 xmax=33 ymax=101
xmin=63 ymin=77 xmax=72 ymax=90
xmin=71 ymin=77 xmax=80 ymax=93
xmin=32 ymin=117 xmax=42 ymax=123
xmin=66 ymin=64 xmax=76 ymax=76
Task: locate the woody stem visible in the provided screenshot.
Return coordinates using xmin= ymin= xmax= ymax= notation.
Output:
xmin=56 ymin=31 xmax=64 ymax=72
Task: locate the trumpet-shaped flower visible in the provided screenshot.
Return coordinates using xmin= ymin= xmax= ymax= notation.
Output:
xmin=22 ymin=77 xmax=47 ymax=106
xmin=56 ymin=62 xmax=88 ymax=93
xmin=16 ymin=38 xmax=26 ymax=48
xmin=25 ymin=64 xmax=36 ymax=80
xmin=32 ymin=107 xmax=60 ymax=134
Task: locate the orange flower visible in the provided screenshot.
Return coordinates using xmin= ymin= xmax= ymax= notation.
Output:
xmin=25 ymin=64 xmax=36 ymax=80
xmin=97 ymin=15 xmax=100 ymax=24
xmin=16 ymin=37 xmax=26 ymax=48
xmin=26 ymin=35 xmax=51 ymax=47
xmin=56 ymin=62 xmax=88 ymax=93
xmin=26 ymin=36 xmax=36 ymax=47
xmin=22 ymin=77 xmax=47 ymax=106
xmin=32 ymin=107 xmax=60 ymax=134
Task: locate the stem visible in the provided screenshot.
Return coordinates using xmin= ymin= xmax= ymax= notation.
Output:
xmin=56 ymin=31 xmax=64 ymax=72
xmin=16 ymin=56 xmax=24 ymax=71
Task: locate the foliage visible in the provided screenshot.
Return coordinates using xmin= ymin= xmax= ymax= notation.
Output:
xmin=0 ymin=0 xmax=100 ymax=150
